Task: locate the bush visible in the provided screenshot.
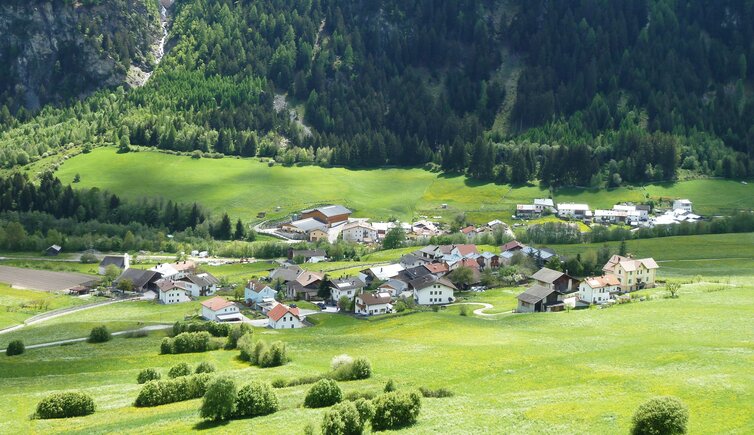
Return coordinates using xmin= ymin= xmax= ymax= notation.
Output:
xmin=168 ymin=362 xmax=192 ymax=379
xmin=240 ymin=339 xmax=288 ymax=368
xmin=459 ymin=305 xmax=469 ymax=316
xmin=5 ymin=339 xmax=24 ymax=356
xmin=344 ymin=391 xmax=376 ymax=401
xmin=161 ymin=331 xmax=212 ymax=354
xmin=234 ymin=382 xmax=279 ymax=418
xmin=237 ymin=333 xmax=255 ymax=361
xmin=195 ymin=361 xmax=216 ymax=374
xmin=418 ymin=386 xmax=454 ymax=398
xmin=332 ymin=357 xmax=371 ymax=381
xmin=331 ymin=354 xmax=354 ymax=371
xmin=321 ymin=401 xmax=363 ymax=435
xmin=631 ymin=396 xmax=689 ymax=435
xmin=172 ymin=320 xmax=230 ymax=337
xmin=88 ymin=325 xmax=111 ymax=343
xmin=160 ymin=337 xmax=174 ymax=354
xmin=250 ymin=340 xmax=267 ymax=365
xmin=137 ymin=368 xmax=161 ymax=384
xmin=272 ymin=374 xmax=324 ymax=389
xmin=200 ymin=377 xmax=237 ymax=421
xmin=134 ymin=374 xmax=213 ymax=407
xmin=384 ymin=379 xmax=396 ymax=393
xmin=80 ymin=253 xmax=98 ymax=264
xmin=352 ymin=398 xmax=375 ymax=423
xmin=36 ymin=392 xmax=95 ymax=419
xmin=225 ymin=323 xmax=252 ymax=350
xmin=259 ymin=341 xmax=287 ymax=368
xmin=371 ymin=391 xmax=421 ymax=431
xmin=304 ymin=379 xmax=343 ymax=408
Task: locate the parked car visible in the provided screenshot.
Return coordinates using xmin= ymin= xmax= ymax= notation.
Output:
xmin=316 ymin=302 xmax=326 ymax=310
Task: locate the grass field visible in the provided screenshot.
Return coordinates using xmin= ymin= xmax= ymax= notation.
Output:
xmin=0 ymin=284 xmax=105 ymax=330
xmin=56 ymin=148 xmax=754 ymax=225
xmin=0 ymin=280 xmax=752 ymax=433
xmin=0 ymin=259 xmax=100 ymax=276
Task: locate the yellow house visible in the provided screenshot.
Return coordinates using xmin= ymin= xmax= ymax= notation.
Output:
xmin=602 ymin=255 xmax=659 ymax=292
xmin=308 ymin=229 xmax=328 ymax=242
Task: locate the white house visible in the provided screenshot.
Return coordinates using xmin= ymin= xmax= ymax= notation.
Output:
xmin=341 ymin=221 xmax=378 ymax=243
xmin=557 ymin=203 xmax=592 ymax=219
xmin=578 ymin=275 xmax=621 ymax=305
xmin=158 ymin=280 xmax=191 ymax=304
xmin=673 ymin=199 xmax=693 ymax=213
xmin=409 ymin=275 xmax=457 ymax=305
xmin=533 ymin=198 xmax=555 ymax=213
xmin=329 ymin=277 xmax=365 ymax=303
xmin=200 ymin=297 xmax=241 ymax=322
xmin=355 ymin=292 xmax=392 ymax=316
xmin=378 ymin=278 xmax=408 ymax=297
xmin=245 ymin=280 xmax=278 ymax=306
xmin=150 ymin=261 xmax=197 ymax=280
xmin=359 ymin=264 xmax=405 ymax=283
xmin=99 ymin=253 xmax=130 ymax=275
xmin=267 ymin=303 xmax=304 ymax=329
xmin=176 ymin=273 xmax=219 ymax=297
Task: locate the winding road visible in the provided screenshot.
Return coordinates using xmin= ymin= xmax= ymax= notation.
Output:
xmin=453 ymin=302 xmax=515 ymax=317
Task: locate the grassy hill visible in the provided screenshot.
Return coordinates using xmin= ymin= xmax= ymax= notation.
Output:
xmin=56 ymin=147 xmax=754 ymax=224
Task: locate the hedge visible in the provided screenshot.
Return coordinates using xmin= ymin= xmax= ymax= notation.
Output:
xmin=36 ymin=392 xmax=95 ymax=419
xmin=134 ymin=374 xmax=213 ymax=407
xmin=172 ymin=320 xmax=230 ymax=337
xmin=371 ymin=391 xmax=421 ymax=430
xmin=160 ymin=331 xmax=213 ymax=354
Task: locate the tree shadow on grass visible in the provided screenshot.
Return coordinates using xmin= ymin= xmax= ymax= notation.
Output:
xmin=194 ymin=419 xmax=231 ymax=431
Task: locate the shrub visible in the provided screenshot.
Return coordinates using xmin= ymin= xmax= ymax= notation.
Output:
xmin=459 ymin=305 xmax=469 ymax=316
xmin=418 ymin=386 xmax=454 ymax=398
xmin=134 ymin=374 xmax=213 ymax=407
xmin=36 ymin=392 xmax=95 ymax=419
xmin=237 ymin=333 xmax=255 ymax=361
xmin=384 ymin=379 xmax=396 ymax=393
xmin=195 ymin=361 xmax=216 ymax=374
xmin=200 ymin=377 xmax=237 ymax=421
xmin=271 ymin=378 xmax=288 ymax=388
xmin=321 ymin=401 xmax=363 ymax=435
xmin=352 ymin=398 xmax=375 ymax=423
xmin=631 ymin=396 xmax=689 ymax=435
xmin=332 ymin=357 xmax=372 ymax=381
xmin=273 ymin=374 xmax=324 ymax=389
xmin=225 ymin=323 xmax=252 ymax=350
xmin=344 ymin=391 xmax=376 ymax=401
xmin=80 ymin=253 xmax=98 ymax=264
xmin=331 ymin=354 xmax=354 ymax=371
xmin=168 ymin=362 xmax=192 ymax=379
xmin=371 ymin=391 xmax=421 ymax=431
xmin=160 ymin=337 xmax=174 ymax=354
xmin=172 ymin=320 xmax=230 ymax=337
xmin=88 ymin=325 xmax=111 ymax=343
xmin=234 ymin=382 xmax=279 ymax=418
xmin=172 ymin=331 xmax=212 ymax=354
xmin=137 ymin=368 xmax=161 ymax=384
xmin=259 ymin=341 xmax=287 ymax=368
xmin=304 ymin=379 xmax=343 ymax=408
xmin=5 ymin=339 xmax=24 ymax=356
xmin=250 ymin=340 xmax=267 ymax=365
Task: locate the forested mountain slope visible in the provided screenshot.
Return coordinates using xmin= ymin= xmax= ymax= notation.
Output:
xmin=0 ymin=0 xmax=752 ymax=186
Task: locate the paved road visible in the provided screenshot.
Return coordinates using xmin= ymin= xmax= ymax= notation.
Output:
xmin=0 ymin=324 xmax=172 ymax=353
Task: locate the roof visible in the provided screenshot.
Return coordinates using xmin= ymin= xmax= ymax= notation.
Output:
xmin=531 ymin=267 xmax=566 ymax=284
xmin=286 ymin=218 xmax=328 ymax=232
xmin=48 ymin=244 xmax=62 ymax=251
xmin=400 ymin=254 xmax=428 ymax=265
xmin=268 ymin=303 xmax=301 ymax=321
xmin=158 ymin=279 xmax=190 ymax=293
xmin=460 ymin=225 xmax=476 ymax=234
xmin=459 ymin=258 xmax=480 ymax=269
xmin=117 ymin=268 xmax=160 ymax=289
xmin=558 ymin=203 xmax=590 ymax=211
xmin=534 ymin=198 xmax=554 ymax=207
xmin=409 ymin=274 xmax=458 ymax=291
xmin=452 ymin=244 xmax=478 ymax=257
xmin=100 ymin=255 xmax=126 ymax=268
xmin=583 ymin=275 xmax=621 ymax=289
xmin=179 ymin=273 xmax=219 ymax=287
xmin=423 ymin=262 xmax=449 ymax=274
xmin=269 ymin=265 xmax=302 ymax=282
xmin=296 ymin=271 xmax=324 ymax=287
xmin=302 ymin=205 xmax=352 ymax=217
xmin=201 ymin=296 xmax=235 ymax=311
xmin=330 ymin=276 xmax=365 ymax=291
xmin=501 ymin=241 xmax=525 ymax=252
xmin=362 ymin=264 xmax=405 ymax=280
xmin=343 ymin=221 xmax=376 ymax=231
xmin=517 ymin=284 xmax=556 ymax=304
xmin=247 ymin=280 xmax=274 ymax=293
xmin=358 ymin=292 xmax=392 ymax=306
xmin=291 ymin=249 xmax=327 ymax=258
xmin=603 ymin=255 xmax=659 ymax=272
xmin=517 ymin=204 xmax=537 ymax=211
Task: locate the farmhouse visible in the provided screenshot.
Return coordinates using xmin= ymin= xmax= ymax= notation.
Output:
xmin=245 ymin=280 xmax=277 ymax=306
xmin=115 ymin=268 xmax=161 ymax=293
xmin=409 ymin=274 xmax=457 ymax=305
xmin=201 ymin=297 xmax=241 ymax=322
xmin=399 ymin=253 xmax=430 ymax=269
xmin=269 ymin=264 xmax=303 ymax=283
xmin=501 ymin=240 xmax=526 ymax=253
xmin=308 ymin=228 xmax=329 ymax=242
xmin=516 ymin=204 xmax=538 ymax=218
xmin=531 ymin=267 xmax=578 ymax=293
xmin=557 ymin=203 xmax=592 ymax=219
xmin=477 ymin=252 xmax=500 ymax=270
xmin=288 ymin=248 xmax=327 ymax=263
xmin=578 ymin=275 xmax=621 ymax=305
xmin=517 ymin=267 xmax=580 ymax=312
xmin=281 ymin=217 xmax=328 ymax=235
xmin=267 ymin=303 xmax=304 ymax=329
xmin=355 ymin=291 xmax=392 ymax=316
xmin=157 ymin=280 xmax=191 ymax=304
xmin=377 ymin=279 xmax=407 ymax=297
xmin=359 ymin=263 xmax=405 ymax=284
xmin=602 ymin=255 xmax=659 ymax=292
xmin=516 ymin=285 xmax=562 ymax=313
xmin=460 ymin=225 xmax=476 ymax=239
xmin=150 ymin=261 xmax=196 ymax=280
xmin=534 ymin=198 xmax=555 ymax=212
xmin=329 ymin=277 xmax=365 ymax=303
xmin=341 ymin=221 xmax=378 ymax=243
xmin=175 ymin=273 xmax=219 ymax=297
xmin=99 ymin=253 xmax=130 ymax=275
xmin=673 ymin=199 xmax=693 ymax=213
xmin=286 ymin=271 xmax=324 ymax=301
xmin=300 ymin=205 xmax=352 ymax=226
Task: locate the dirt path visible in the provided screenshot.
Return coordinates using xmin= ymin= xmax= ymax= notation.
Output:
xmin=0 ymin=324 xmax=172 ymax=353
xmin=454 ymin=302 xmax=515 ymax=317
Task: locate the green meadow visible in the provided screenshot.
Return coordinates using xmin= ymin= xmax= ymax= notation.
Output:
xmin=0 ymin=284 xmax=105 ymax=330
xmin=55 ymin=147 xmax=754 ymax=224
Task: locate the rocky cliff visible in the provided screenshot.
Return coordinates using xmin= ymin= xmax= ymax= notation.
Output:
xmin=0 ymin=0 xmax=160 ymax=113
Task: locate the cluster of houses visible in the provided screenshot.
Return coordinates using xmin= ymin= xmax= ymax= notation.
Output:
xmin=516 ymin=197 xmax=699 ymax=228
xmin=516 ymin=254 xmax=659 ymax=313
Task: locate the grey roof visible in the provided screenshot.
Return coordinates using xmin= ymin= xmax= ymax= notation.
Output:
xmin=400 ymin=254 xmax=427 ymax=265
xmin=291 ymin=249 xmax=327 ymax=258
xmin=394 ymin=265 xmax=432 ymax=283
xmin=270 ymin=265 xmax=302 ymax=282
xmin=180 ymin=273 xmax=219 ymax=287
xmin=409 ymin=274 xmax=458 ymax=291
xmin=48 ymin=245 xmax=62 ymax=251
xmin=531 ymin=267 xmax=565 ymax=284
xmin=330 ymin=276 xmax=365 ymax=291
xmin=100 ymin=255 xmax=127 ymax=268
xmin=302 ymin=205 xmax=352 ymax=217
xmin=517 ymin=284 xmax=556 ymax=304
xmin=288 ymin=218 xmax=328 ymax=232
xmin=116 ymin=269 xmax=159 ymax=289
xmin=521 ymin=246 xmax=556 ymax=260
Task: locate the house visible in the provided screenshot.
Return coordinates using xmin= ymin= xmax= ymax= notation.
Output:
xmin=358 ymin=264 xmax=405 ymax=284
xmin=501 ymin=240 xmax=526 ymax=253
xmin=516 ymin=204 xmax=538 ymax=218
xmin=673 ymin=199 xmax=693 ymax=213
xmin=158 ymin=280 xmax=192 ymax=304
xmin=176 ymin=273 xmax=219 ymax=297
xmin=329 ymin=277 xmax=365 ymax=303
xmin=531 ymin=267 xmax=578 ymax=293
xmin=201 ymin=297 xmax=241 ymax=322
xmin=602 ymin=255 xmax=659 ymax=292
xmin=355 ymin=292 xmax=392 ymax=316
xmin=477 ymin=252 xmax=500 ymax=270
xmin=269 ymin=264 xmax=303 ymax=284
xmin=267 ymin=303 xmax=304 ymax=329
xmin=399 ymin=253 xmax=430 ymax=269
xmin=300 ymin=205 xmax=352 ymax=227
xmin=613 ymin=204 xmax=650 ymax=221
xmin=451 ymin=244 xmax=478 ymax=258
xmin=288 ymin=249 xmax=327 ymax=263
xmin=460 ymin=225 xmax=476 ymax=239
xmin=377 ymin=279 xmax=407 ymax=297
xmin=245 ymin=280 xmax=278 ymax=306
xmin=46 ymin=245 xmax=62 ymax=256
xmin=517 ymin=285 xmax=562 ymax=313
xmin=149 ymin=261 xmax=196 ymax=280
xmin=409 ymin=275 xmax=457 ymax=305
xmin=578 ymin=275 xmax=621 ymax=305
xmin=341 ymin=221 xmax=378 ymax=243
xmin=557 ymin=203 xmax=592 ymax=219
xmin=281 ymin=218 xmax=328 ymax=235
xmin=594 ymin=209 xmax=628 ymax=224
xmin=423 ymin=262 xmax=449 ymax=276
xmin=286 ymin=271 xmax=324 ymax=301
xmin=516 ymin=267 xmax=580 ymax=312
xmin=115 ymin=268 xmax=161 ymax=292
xmin=99 ymin=253 xmax=130 ymax=275
xmin=533 ymin=198 xmax=555 ymax=213
xmin=308 ymin=229 xmax=329 ymax=242
xmin=68 ymin=279 xmax=98 ymax=296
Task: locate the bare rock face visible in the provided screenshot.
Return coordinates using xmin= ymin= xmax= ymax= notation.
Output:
xmin=0 ymin=0 xmax=161 ymax=112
